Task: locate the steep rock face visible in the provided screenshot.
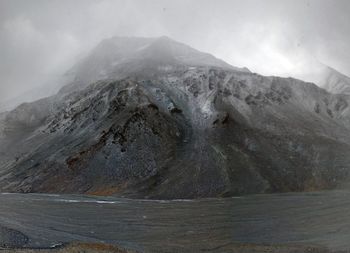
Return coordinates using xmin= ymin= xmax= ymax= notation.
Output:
xmin=2 ymin=37 xmax=350 ymax=198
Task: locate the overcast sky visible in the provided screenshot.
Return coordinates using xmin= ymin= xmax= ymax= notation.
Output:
xmin=1 ymin=0 xmax=350 ymax=102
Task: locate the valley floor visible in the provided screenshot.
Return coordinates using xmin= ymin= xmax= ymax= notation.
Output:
xmin=1 ymin=191 xmax=350 ymax=252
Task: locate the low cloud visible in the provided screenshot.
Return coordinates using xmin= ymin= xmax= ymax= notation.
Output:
xmin=0 ymin=0 xmax=349 ymax=103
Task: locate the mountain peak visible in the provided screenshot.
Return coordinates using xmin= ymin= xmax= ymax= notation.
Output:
xmin=65 ymin=36 xmax=249 ymax=92
xmin=317 ymin=64 xmax=350 ymax=95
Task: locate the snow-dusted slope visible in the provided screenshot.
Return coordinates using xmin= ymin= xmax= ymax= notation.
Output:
xmin=318 ymin=66 xmax=350 ymax=95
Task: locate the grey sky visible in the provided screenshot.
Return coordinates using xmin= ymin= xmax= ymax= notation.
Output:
xmin=0 ymin=0 xmax=350 ymax=102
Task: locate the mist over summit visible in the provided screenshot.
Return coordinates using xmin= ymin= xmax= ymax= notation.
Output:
xmin=61 ymin=36 xmax=249 ymax=92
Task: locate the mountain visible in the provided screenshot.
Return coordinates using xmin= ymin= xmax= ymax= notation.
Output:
xmin=317 ymin=65 xmax=350 ymax=95
xmin=294 ymin=58 xmax=350 ymax=95
xmin=1 ymin=37 xmax=350 ymax=198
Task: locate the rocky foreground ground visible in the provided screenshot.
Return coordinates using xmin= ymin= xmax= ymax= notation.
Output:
xmin=0 ymin=243 xmax=135 ymax=253
xmin=0 ymin=224 xmax=342 ymax=253
xmin=0 ymin=242 xmax=345 ymax=253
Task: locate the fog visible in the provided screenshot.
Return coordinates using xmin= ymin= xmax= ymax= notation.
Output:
xmin=1 ymin=0 xmax=350 ymax=104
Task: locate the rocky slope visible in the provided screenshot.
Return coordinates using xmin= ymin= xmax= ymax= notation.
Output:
xmin=1 ymin=37 xmax=350 ymax=198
